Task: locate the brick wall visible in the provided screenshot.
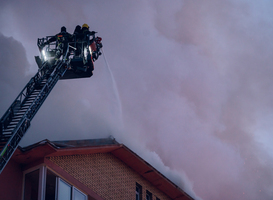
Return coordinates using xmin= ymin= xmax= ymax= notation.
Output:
xmin=49 ymin=153 xmax=171 ymax=200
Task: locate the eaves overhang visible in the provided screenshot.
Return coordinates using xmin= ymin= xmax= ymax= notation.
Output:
xmin=13 ymin=138 xmax=194 ymax=200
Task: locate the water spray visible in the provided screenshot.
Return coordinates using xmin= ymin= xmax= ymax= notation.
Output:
xmin=101 ymin=49 xmax=124 ymax=130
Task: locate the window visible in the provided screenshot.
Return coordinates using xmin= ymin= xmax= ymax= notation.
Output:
xmin=136 ymin=182 xmax=142 ymax=200
xmin=45 ymin=169 xmax=56 ymax=200
xmin=24 ymin=169 xmax=40 ymax=200
xmin=23 ymin=167 xmax=87 ymax=200
xmin=146 ymin=190 xmax=152 ymax=200
xmin=56 ymin=178 xmax=87 ymax=200
xmin=57 ymin=178 xmax=72 ymax=200
xmin=74 ymin=187 xmax=87 ymax=200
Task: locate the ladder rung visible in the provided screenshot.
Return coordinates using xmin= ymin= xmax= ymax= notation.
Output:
xmin=27 ymin=98 xmax=37 ymax=101
xmin=2 ymin=130 xmax=14 ymax=133
xmin=24 ymin=99 xmax=35 ymax=102
xmin=18 ymin=108 xmax=28 ymax=111
xmin=6 ymin=126 xmax=16 ymax=130
xmin=25 ymin=99 xmax=36 ymax=102
xmin=8 ymin=121 xmax=18 ymax=124
xmin=6 ymin=124 xmax=17 ymax=127
xmin=15 ymin=112 xmax=26 ymax=116
xmin=0 ymin=135 xmax=10 ymax=138
xmin=12 ymin=117 xmax=23 ymax=121
xmin=2 ymin=130 xmax=12 ymax=134
xmin=19 ymin=108 xmax=29 ymax=112
xmin=30 ymin=94 xmax=40 ymax=97
xmin=22 ymin=102 xmax=33 ymax=105
xmin=3 ymin=126 xmax=14 ymax=130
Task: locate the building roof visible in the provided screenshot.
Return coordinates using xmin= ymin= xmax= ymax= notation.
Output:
xmin=13 ymin=137 xmax=194 ymax=200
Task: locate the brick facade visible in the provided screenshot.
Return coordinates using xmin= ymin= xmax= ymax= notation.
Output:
xmin=49 ymin=153 xmax=171 ymax=200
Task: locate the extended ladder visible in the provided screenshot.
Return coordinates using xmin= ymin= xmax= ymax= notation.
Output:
xmin=0 ymin=31 xmax=103 ymax=174
xmin=0 ymin=60 xmax=67 ymax=174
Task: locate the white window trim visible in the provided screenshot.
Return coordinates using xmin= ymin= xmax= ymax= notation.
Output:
xmin=23 ymin=166 xmax=87 ymax=200
xmin=56 ymin=177 xmax=87 ymax=200
xmin=72 ymin=186 xmax=88 ymax=200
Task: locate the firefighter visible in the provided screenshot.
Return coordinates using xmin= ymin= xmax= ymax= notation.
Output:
xmin=81 ymin=24 xmax=101 ymax=59
xmin=81 ymin=23 xmax=90 ymax=35
xmin=81 ymin=24 xmax=96 ymax=40
xmin=44 ymin=26 xmax=72 ymax=45
xmin=72 ymin=24 xmax=95 ymax=56
xmin=73 ymin=25 xmax=82 ymax=40
xmin=73 ymin=25 xmax=82 ymax=56
xmin=44 ymin=26 xmax=72 ymax=59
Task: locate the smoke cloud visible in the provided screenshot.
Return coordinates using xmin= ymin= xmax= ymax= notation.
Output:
xmin=1 ymin=1 xmax=273 ymax=199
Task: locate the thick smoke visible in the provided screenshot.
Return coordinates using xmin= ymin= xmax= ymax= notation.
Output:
xmin=146 ymin=1 xmax=273 ymax=199
xmin=1 ymin=1 xmax=273 ymax=199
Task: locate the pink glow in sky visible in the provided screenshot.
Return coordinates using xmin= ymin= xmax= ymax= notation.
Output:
xmin=1 ymin=1 xmax=273 ymax=199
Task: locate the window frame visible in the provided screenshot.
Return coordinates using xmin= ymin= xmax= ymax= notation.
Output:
xmin=72 ymin=186 xmax=88 ymax=200
xmin=146 ymin=190 xmax=152 ymax=200
xmin=56 ymin=177 xmax=87 ymax=200
xmin=136 ymin=182 xmax=142 ymax=200
xmin=56 ymin=177 xmax=72 ymax=200
xmin=22 ymin=165 xmax=46 ymax=200
xmin=23 ymin=166 xmax=87 ymax=200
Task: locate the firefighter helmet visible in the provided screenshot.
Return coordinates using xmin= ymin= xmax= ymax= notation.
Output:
xmin=82 ymin=23 xmax=89 ymax=29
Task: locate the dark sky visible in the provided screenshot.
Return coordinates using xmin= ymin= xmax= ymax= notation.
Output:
xmin=1 ymin=1 xmax=273 ymax=199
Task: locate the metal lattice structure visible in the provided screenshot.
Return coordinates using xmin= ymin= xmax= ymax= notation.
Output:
xmin=0 ymin=31 xmax=103 ymax=174
xmin=0 ymin=60 xmax=67 ymax=174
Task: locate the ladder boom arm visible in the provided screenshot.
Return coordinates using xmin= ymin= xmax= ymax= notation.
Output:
xmin=0 ymin=30 xmax=103 ymax=174
xmin=0 ymin=59 xmax=67 ymax=174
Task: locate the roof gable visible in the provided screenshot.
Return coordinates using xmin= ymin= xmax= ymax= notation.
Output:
xmin=14 ymin=138 xmax=193 ymax=200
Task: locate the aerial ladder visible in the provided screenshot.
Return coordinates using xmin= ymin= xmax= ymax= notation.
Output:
xmin=0 ymin=30 xmax=103 ymax=174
